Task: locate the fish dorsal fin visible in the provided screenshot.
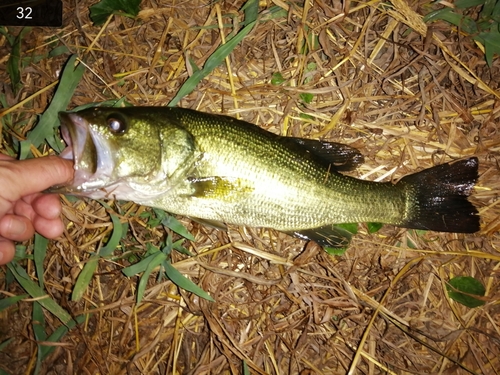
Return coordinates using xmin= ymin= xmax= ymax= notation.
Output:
xmin=187 ymin=176 xmax=254 ymax=201
xmin=288 ymin=224 xmax=354 ymax=248
xmin=279 ymin=137 xmax=364 ymax=171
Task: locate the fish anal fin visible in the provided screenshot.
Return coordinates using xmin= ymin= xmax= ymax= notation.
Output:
xmin=289 ymin=224 xmax=353 ymax=249
xmin=189 ymin=217 xmax=228 ymax=230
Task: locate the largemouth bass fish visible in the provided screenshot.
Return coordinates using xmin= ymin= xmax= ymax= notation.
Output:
xmin=53 ymin=107 xmax=479 ymax=247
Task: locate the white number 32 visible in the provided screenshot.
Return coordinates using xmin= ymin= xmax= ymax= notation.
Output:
xmin=17 ymin=7 xmax=33 ymax=19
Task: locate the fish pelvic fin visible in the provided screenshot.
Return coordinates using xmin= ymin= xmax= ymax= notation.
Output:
xmin=399 ymin=157 xmax=480 ymax=233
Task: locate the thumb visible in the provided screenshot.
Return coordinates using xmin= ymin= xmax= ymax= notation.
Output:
xmin=0 ymin=156 xmax=74 ymax=201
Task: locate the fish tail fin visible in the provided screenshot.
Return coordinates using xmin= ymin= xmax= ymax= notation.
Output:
xmin=399 ymin=157 xmax=480 ymax=233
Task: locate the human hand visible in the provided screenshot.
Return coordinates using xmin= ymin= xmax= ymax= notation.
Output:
xmin=0 ymin=155 xmax=74 ymax=265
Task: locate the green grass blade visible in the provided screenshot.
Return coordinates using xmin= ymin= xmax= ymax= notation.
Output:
xmin=27 ymin=54 xmax=85 ymax=152
xmin=7 ymin=262 xmax=74 ymax=325
xmin=137 ymin=252 xmax=167 ymax=304
xmin=162 ymin=233 xmax=174 ymax=256
xmin=100 ymin=213 xmax=124 ymax=256
xmin=164 ymin=260 xmax=215 ymax=302
xmin=7 ymin=27 xmax=31 ymax=94
xmin=89 ymin=0 xmax=141 ymax=26
xmin=33 ymin=234 xmax=48 ymax=287
xmin=424 ymin=8 xmax=478 ymax=34
xmin=32 ymin=302 xmax=47 ymax=374
xmin=366 ymin=222 xmax=383 ymax=234
xmin=168 ymin=20 xmax=257 ymax=107
xmin=71 ymin=257 xmax=99 ymax=301
xmin=32 ymin=302 xmax=47 ymax=341
xmin=242 ymin=360 xmax=250 ymax=375
xmin=172 ymin=239 xmax=194 ymax=257
xmin=122 ymin=252 xmax=159 ymax=277
xmin=0 ymin=27 xmax=15 ymax=44
xmin=480 ymin=0 xmax=497 ymax=18
xmin=271 ymin=72 xmax=286 ymax=85
xmin=494 ymin=0 xmax=500 ymax=17
xmin=424 ymin=8 xmax=457 ymax=23
xmin=38 ymin=314 xmax=86 ymax=359
xmin=446 ymin=276 xmax=486 ymax=308
xmin=455 ymin=0 xmax=486 ymax=8
xmin=336 ymin=223 xmax=358 ymax=235
xmin=48 ymin=45 xmax=70 ymax=58
xmin=161 ymin=215 xmax=195 ymax=241
xmin=242 ymin=0 xmax=259 ymax=25
xmin=324 ymin=246 xmax=348 ymax=256
xmin=0 ymin=294 xmax=28 ymax=311
xmin=480 ymin=28 xmax=500 ymax=66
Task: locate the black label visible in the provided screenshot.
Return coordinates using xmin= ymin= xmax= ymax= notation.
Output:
xmin=0 ymin=0 xmax=63 ymax=27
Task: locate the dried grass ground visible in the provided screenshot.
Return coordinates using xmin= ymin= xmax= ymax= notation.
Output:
xmin=1 ymin=0 xmax=500 ymax=374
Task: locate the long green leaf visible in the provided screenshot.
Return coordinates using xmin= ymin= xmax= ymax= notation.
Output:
xmin=447 ymin=276 xmax=486 ymax=308
xmin=7 ymin=27 xmax=31 ymax=94
xmin=366 ymin=222 xmax=383 ymax=234
xmin=480 ymin=0 xmax=497 ymax=18
xmin=494 ymin=0 xmax=500 ymax=18
xmin=137 ymin=252 xmax=167 ymax=304
xmin=162 ymin=215 xmax=194 ymax=241
xmin=89 ymin=0 xmax=141 ymax=26
xmin=33 ymin=302 xmax=47 ymax=374
xmin=0 ymin=294 xmax=28 ymax=311
xmin=336 ymin=223 xmax=358 ymax=235
xmin=100 ymin=213 xmax=124 ymax=256
xmin=324 ymin=246 xmax=348 ymax=256
xmin=38 ymin=315 xmax=86 ymax=359
xmin=243 ymin=361 xmax=250 ymax=375
xmin=164 ymin=261 xmax=214 ymax=302
xmin=242 ymin=0 xmax=259 ymax=25
xmin=33 ymin=234 xmax=48 ymax=287
xmin=7 ymin=262 xmax=74 ymax=325
xmin=455 ymin=0 xmax=486 ymax=8
xmin=27 ymin=54 xmax=85 ymax=152
xmin=168 ymin=20 xmax=257 ymax=107
xmin=122 ymin=251 xmax=160 ymax=277
xmin=480 ymin=28 xmax=500 ymax=66
xmin=71 ymin=257 xmax=99 ymax=301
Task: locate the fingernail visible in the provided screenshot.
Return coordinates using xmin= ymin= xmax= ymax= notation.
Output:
xmin=8 ymin=218 xmax=27 ymax=237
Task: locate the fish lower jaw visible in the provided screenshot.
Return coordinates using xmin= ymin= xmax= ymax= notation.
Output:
xmin=70 ymin=181 xmax=172 ymax=202
xmin=59 ymin=147 xmax=74 ymax=160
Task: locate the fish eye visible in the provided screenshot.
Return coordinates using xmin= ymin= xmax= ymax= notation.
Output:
xmin=107 ymin=115 xmax=127 ymax=134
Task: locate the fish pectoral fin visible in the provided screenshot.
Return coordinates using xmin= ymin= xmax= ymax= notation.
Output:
xmin=289 ymin=225 xmax=353 ymax=248
xmin=282 ymin=137 xmax=364 ymax=171
xmin=187 ymin=176 xmax=254 ymax=201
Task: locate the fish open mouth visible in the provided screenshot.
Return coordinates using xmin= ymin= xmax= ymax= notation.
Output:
xmin=53 ymin=112 xmax=113 ymax=194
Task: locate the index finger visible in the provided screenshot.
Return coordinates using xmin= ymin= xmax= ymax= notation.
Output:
xmin=0 ymin=156 xmax=74 ymax=201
